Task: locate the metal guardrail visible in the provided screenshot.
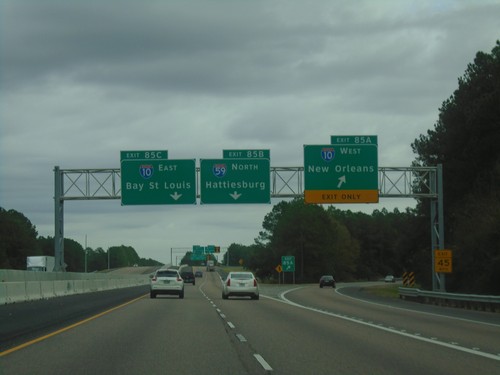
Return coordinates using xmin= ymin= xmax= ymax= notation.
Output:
xmin=399 ymin=287 xmax=500 ymax=312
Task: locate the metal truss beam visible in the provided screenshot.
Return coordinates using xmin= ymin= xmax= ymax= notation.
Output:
xmin=55 ymin=166 xmax=438 ymax=200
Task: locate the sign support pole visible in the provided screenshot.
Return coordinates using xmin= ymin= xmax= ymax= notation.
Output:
xmin=431 ymin=164 xmax=445 ymax=292
xmin=54 ymin=166 xmax=65 ymax=272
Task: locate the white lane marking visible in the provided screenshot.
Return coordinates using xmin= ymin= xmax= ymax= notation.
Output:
xmin=335 ymin=286 xmax=500 ymax=328
xmin=227 ymin=322 xmax=235 ymax=329
xmin=254 ymin=354 xmax=273 ymax=371
xmin=236 ymin=334 xmax=247 ymax=342
xmin=260 ymin=291 xmax=500 ymax=362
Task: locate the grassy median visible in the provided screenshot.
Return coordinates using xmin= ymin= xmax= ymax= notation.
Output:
xmin=365 ymin=284 xmax=401 ymax=299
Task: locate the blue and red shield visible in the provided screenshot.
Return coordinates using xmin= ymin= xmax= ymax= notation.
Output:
xmin=139 ymin=164 xmax=154 ymax=179
xmin=212 ymin=164 xmax=227 ymax=178
xmin=321 ymin=147 xmax=335 ymax=162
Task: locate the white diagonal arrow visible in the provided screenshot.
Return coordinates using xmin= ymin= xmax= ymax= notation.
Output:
xmin=170 ymin=192 xmax=182 ymax=201
xmin=337 ymin=175 xmax=346 ymax=188
xmin=230 ymin=191 xmax=242 ymax=200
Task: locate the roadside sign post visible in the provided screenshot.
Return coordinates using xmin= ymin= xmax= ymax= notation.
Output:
xmin=275 ymin=264 xmax=282 ymax=285
xmin=281 ymin=255 xmax=295 ymax=284
xmin=304 ymin=136 xmax=378 ymax=204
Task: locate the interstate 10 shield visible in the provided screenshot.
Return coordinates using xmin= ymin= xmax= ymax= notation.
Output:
xmin=139 ymin=164 xmax=154 ymax=179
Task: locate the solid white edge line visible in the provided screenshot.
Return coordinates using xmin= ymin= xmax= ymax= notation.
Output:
xmin=335 ymin=286 xmax=500 ymax=328
xmin=254 ymin=354 xmax=273 ymax=371
xmin=260 ymin=289 xmax=500 ymax=362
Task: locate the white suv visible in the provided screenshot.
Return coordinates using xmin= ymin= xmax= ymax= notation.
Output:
xmin=150 ymin=269 xmax=184 ymax=299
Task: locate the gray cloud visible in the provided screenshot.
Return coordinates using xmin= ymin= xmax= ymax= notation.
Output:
xmin=1 ymin=0 xmax=499 ymax=263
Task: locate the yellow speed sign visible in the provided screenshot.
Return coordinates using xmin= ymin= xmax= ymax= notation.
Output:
xmin=434 ymin=250 xmax=452 ymax=273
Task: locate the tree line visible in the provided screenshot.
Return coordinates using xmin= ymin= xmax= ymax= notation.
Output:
xmin=222 ymin=41 xmax=500 ymax=295
xmin=220 ymin=201 xmax=427 ymax=285
xmin=0 ymin=207 xmax=162 ymax=272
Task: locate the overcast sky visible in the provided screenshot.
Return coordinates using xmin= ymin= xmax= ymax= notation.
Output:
xmin=1 ymin=0 xmax=499 ymax=265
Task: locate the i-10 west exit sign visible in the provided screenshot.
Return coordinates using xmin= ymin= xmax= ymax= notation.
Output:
xmin=304 ymin=136 xmax=378 ymax=204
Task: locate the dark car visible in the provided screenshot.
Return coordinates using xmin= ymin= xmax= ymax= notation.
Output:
xmin=181 ymin=271 xmax=196 ymax=285
xmin=319 ymin=275 xmax=336 ymax=288
xmin=195 ymin=270 xmax=203 ymax=278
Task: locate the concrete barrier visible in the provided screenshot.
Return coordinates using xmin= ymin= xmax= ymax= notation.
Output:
xmin=41 ymin=281 xmax=55 ymax=299
xmin=0 ymin=269 xmax=151 ymax=305
xmin=5 ymin=282 xmax=27 ymax=304
xmin=0 ymin=283 xmax=8 ymax=305
xmin=26 ymin=281 xmax=42 ymax=301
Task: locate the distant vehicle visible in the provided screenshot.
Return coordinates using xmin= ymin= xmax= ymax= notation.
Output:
xmin=150 ymin=269 xmax=184 ymax=299
xmin=27 ymin=256 xmax=55 ymax=272
xmin=180 ymin=270 xmax=195 ymax=285
xmin=222 ymin=272 xmax=259 ymax=300
xmin=319 ymin=275 xmax=336 ymax=288
xmin=195 ymin=270 xmax=203 ymax=278
xmin=384 ymin=275 xmax=396 ymax=283
xmin=179 ymin=265 xmax=195 ymax=285
xmin=207 ymin=260 xmax=215 ymax=272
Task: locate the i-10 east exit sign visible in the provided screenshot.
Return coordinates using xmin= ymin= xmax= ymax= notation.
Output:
xmin=120 ymin=151 xmax=196 ymax=205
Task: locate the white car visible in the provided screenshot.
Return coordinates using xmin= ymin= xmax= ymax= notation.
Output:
xmin=222 ymin=271 xmax=259 ymax=300
xmin=150 ymin=269 xmax=184 ymax=298
xmin=384 ymin=275 xmax=396 ymax=283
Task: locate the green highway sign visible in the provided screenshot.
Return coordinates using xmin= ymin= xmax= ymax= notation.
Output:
xmin=193 ymin=245 xmax=204 ymax=254
xmin=191 ymin=253 xmax=206 ymax=261
xmin=200 ymin=158 xmax=271 ymax=204
xmin=281 ymin=256 xmax=295 ymax=272
xmin=223 ymin=149 xmax=270 ymax=159
xmin=330 ymin=135 xmax=377 ymax=145
xmin=304 ymin=135 xmax=378 ymax=204
xmin=121 ymin=159 xmax=196 ymax=205
xmin=120 ymin=150 xmax=168 ymax=160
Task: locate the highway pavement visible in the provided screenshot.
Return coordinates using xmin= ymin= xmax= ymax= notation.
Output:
xmin=1 ymin=270 xmax=499 ymax=374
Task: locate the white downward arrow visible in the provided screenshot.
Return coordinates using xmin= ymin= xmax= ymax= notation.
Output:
xmin=337 ymin=175 xmax=346 ymax=188
xmin=230 ymin=191 xmax=242 ymax=200
xmin=170 ymin=192 xmax=182 ymax=201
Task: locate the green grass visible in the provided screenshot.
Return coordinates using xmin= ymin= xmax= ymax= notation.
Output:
xmin=365 ymin=284 xmax=401 ymax=299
